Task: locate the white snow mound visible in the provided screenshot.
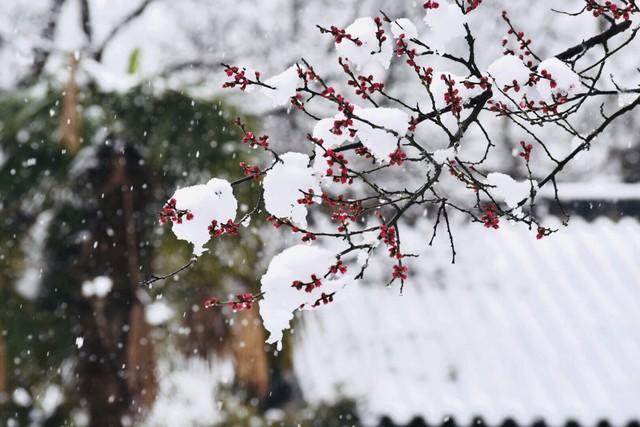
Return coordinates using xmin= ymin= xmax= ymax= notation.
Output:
xmin=259 ymin=245 xmax=351 ymax=350
xmin=170 ymin=178 xmax=238 ymax=256
xmin=263 ymin=152 xmax=320 ymax=228
xmin=354 ymin=107 xmax=409 ymax=161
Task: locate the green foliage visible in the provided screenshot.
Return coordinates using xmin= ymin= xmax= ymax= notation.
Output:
xmin=0 ymin=83 xmax=261 ymax=423
xmin=128 ymin=48 xmax=142 ymax=75
xmin=210 ymin=391 xmax=361 ymax=427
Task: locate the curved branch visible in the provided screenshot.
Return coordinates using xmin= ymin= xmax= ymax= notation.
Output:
xmin=555 ymin=19 xmax=632 ymax=61
xmin=538 ymin=94 xmax=640 ymax=188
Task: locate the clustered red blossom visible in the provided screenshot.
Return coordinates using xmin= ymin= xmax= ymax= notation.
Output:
xmin=203 ymin=293 xmax=255 ymax=311
xmin=290 ymin=93 xmax=306 ymax=110
xmin=323 ymin=149 xmax=352 ymax=184
xmin=423 ymin=1 xmax=440 ymax=9
xmin=502 ymin=78 xmax=522 ymax=94
xmin=242 ymin=131 xmax=269 ymax=149
xmin=318 ymin=85 xmax=357 ymax=136
xmin=487 ymin=100 xmax=509 ymax=115
xmin=498 ymin=93 xmax=569 ymax=117
xmin=331 ymin=116 xmax=355 ymax=137
xmin=517 ymin=94 xmax=570 ymax=116
xmin=481 ymin=204 xmax=500 ymax=229
xmin=203 ymin=296 xmax=219 ymax=309
xmin=264 ymin=215 xmax=316 ymax=242
xmin=239 ymin=161 xmax=261 ymax=179
xmin=325 ymin=195 xmax=363 ymax=232
xmin=301 ymin=231 xmax=317 ymax=242
xmin=292 ymin=274 xmax=322 ymax=293
xmin=306 ymin=134 xmax=323 ymax=148
xmin=408 ymin=116 xmax=419 ymax=133
xmin=347 ymin=74 xmax=385 ymax=99
xmin=395 ymin=34 xmax=432 ymax=84
xmin=208 ymin=219 xmax=240 ymax=237
xmin=392 ymin=264 xmax=409 ymax=281
xmin=290 ymin=259 xmax=347 ymax=309
xmin=322 ymin=86 xmax=335 ymax=98
xmin=159 ymin=198 xmax=193 ymax=225
xmin=394 ymin=35 xmax=409 ymax=57
xmin=448 ymin=160 xmax=463 ymax=179
xmin=265 ymin=215 xmax=283 ymax=229
xmin=541 ymin=96 xmax=567 ymax=113
xmin=296 ymin=188 xmax=316 ymax=206
xmin=230 ymin=293 xmax=254 ymax=311
xmin=466 ymin=0 xmax=483 ymax=12
xmin=355 ymin=145 xmax=374 ymax=159
xmin=322 ymin=84 xmax=357 ymax=120
xmin=222 ymin=65 xmax=259 ymax=91
xmin=312 ymin=292 xmax=335 ymax=308
xmin=234 ymin=118 xmax=270 ymax=150
xmin=446 ymin=161 xmax=479 ymax=192
xmin=319 ymin=25 xmax=363 ymax=45
xmin=379 ymin=224 xmax=401 ymax=259
xmin=373 ymin=16 xmax=388 ymax=51
xmin=389 ymin=148 xmax=407 ymax=166
xmin=523 ymin=68 xmax=558 ymax=93
xmin=498 ymin=13 xmax=581 ymax=119
xmin=337 ymin=95 xmax=356 ymax=116
xmin=535 ymin=226 xmax=554 ymax=240
xmin=501 ymin=11 xmax=535 ymax=66
xmin=519 ymin=141 xmax=533 ymax=161
xmin=586 ymin=0 xmax=637 ymax=20
xmin=539 ymin=69 xmax=558 ymax=89
xmin=441 ymin=74 xmax=463 ymax=118
xmin=380 ymin=223 xmax=410 ymax=284
xmin=329 ymin=259 xmax=348 ymax=275
xmin=491 ymin=53 xmax=572 ymax=116
xmin=462 ymin=76 xmax=490 ymax=91
xmin=418 ymin=66 xmax=434 ymax=84
xmin=298 ymin=65 xmax=318 ymax=82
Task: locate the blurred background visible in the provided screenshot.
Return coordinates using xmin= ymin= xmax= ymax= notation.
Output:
xmin=0 ymin=1 xmax=639 ymax=426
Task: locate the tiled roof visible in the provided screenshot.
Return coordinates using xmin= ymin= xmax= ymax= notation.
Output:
xmin=293 ymin=218 xmax=640 ymax=427
xmin=537 ymin=182 xmax=640 ymax=201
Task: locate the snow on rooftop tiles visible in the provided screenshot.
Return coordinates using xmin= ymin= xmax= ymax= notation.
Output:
xmin=293 ymin=217 xmax=640 ymax=426
xmin=537 ymin=182 xmax=640 ymax=201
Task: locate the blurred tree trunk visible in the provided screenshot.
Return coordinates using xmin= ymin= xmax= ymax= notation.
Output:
xmin=180 ymin=304 xmax=230 ymax=359
xmin=76 ymin=139 xmax=157 ymax=426
xmin=119 ymin=152 xmax=157 ymax=411
xmin=126 ymin=303 xmax=156 ymax=409
xmin=59 ymin=54 xmax=81 ymax=154
xmin=0 ymin=324 xmax=6 ymax=395
xmin=179 ymin=292 xmax=269 ymax=400
xmin=231 ymin=305 xmax=269 ymax=399
xmin=56 ymin=63 xmax=157 ymax=423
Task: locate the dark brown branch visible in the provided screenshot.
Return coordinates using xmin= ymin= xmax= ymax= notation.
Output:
xmin=555 ymin=19 xmax=632 ymax=61
xmin=140 ymin=257 xmax=198 ymax=287
xmin=538 ymin=94 xmax=640 ymax=187
xmin=449 ymin=89 xmax=492 ymax=147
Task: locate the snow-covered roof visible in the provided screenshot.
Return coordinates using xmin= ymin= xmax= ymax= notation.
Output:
xmin=293 ymin=217 xmax=640 ymax=427
xmin=538 ymin=182 xmax=640 ymax=201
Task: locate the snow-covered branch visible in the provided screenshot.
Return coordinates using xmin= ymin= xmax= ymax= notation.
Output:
xmin=154 ymin=0 xmax=640 ymax=349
